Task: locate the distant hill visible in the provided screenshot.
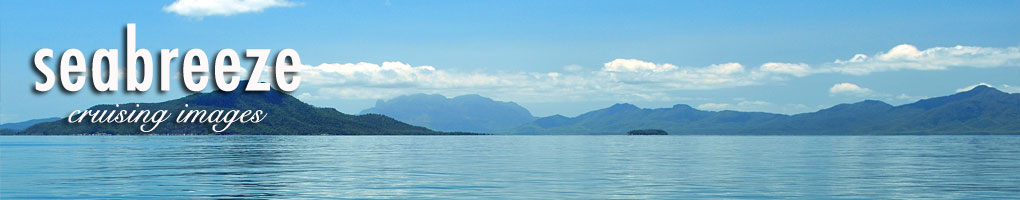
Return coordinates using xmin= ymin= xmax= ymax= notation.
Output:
xmin=508 ymin=103 xmax=784 ymax=135
xmin=510 ymin=85 xmax=1020 ymax=135
xmin=750 ymin=85 xmax=1020 ymax=134
xmin=361 ymin=94 xmax=536 ymax=133
xmin=0 ymin=117 xmax=60 ymax=131
xmin=15 ymin=81 xmax=469 ymax=135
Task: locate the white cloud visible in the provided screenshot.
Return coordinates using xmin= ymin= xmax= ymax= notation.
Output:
xmin=302 ymin=61 xmax=543 ymax=95
xmin=294 ymin=44 xmax=1020 ymax=107
xmin=737 ymin=100 xmax=772 ymax=107
xmin=895 ymin=93 xmax=925 ymax=101
xmin=830 ymin=44 xmax=1020 ymax=75
xmin=950 ymin=83 xmax=1020 ymax=93
xmin=697 ymin=103 xmax=729 ymax=110
xmin=693 ymin=100 xmax=813 ymax=115
xmin=598 ymin=61 xmax=763 ymax=90
xmin=829 ymin=83 xmax=872 ymax=96
xmin=956 ymin=82 xmax=994 ymax=92
xmin=697 ymin=100 xmax=783 ymax=112
xmin=703 ymin=63 xmax=746 ymax=75
xmin=298 ymin=59 xmax=773 ymax=103
xmin=759 ymin=62 xmax=812 ymax=77
xmin=164 ymin=0 xmax=297 ymax=18
xmin=602 ymin=58 xmax=678 ymax=72
xmin=300 ymin=61 xmax=582 ymax=101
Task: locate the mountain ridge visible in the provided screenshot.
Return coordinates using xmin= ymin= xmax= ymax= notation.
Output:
xmin=511 ymin=85 xmax=1020 ymax=135
xmin=7 ymin=84 xmax=1018 ymax=135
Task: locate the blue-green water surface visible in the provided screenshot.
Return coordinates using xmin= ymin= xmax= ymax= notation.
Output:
xmin=2 ymin=135 xmax=1019 ymax=199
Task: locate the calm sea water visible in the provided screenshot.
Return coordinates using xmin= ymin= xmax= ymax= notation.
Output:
xmin=2 ymin=135 xmax=1019 ymax=199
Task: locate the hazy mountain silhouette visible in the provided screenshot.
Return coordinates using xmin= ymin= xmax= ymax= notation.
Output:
xmin=361 ymin=94 xmax=536 ymax=133
xmin=510 ymin=85 xmax=1020 ymax=135
xmin=508 ymin=103 xmax=784 ymax=134
xmin=15 ymin=81 xmax=468 ymax=135
xmin=10 ymin=83 xmax=1018 ymax=135
xmin=0 ymin=117 xmax=60 ymax=131
xmin=752 ymin=85 xmax=1020 ymax=134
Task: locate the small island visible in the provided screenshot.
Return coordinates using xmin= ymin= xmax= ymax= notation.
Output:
xmin=627 ymin=129 xmax=668 ymax=135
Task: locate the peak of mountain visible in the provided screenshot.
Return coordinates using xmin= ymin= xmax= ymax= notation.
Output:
xmin=858 ymin=99 xmax=892 ymax=105
xmin=609 ymin=103 xmax=640 ymax=110
xmin=612 ymin=102 xmax=636 ymax=108
xmin=903 ymin=86 xmax=1008 ymax=110
xmin=361 ymin=93 xmax=536 ymax=133
xmin=672 ymin=104 xmax=695 ymax=110
xmin=16 ymin=87 xmax=459 ymax=135
xmin=966 ymin=85 xmax=999 ymax=93
xmin=815 ymin=100 xmax=893 ymax=114
xmin=452 ymin=94 xmax=490 ymax=101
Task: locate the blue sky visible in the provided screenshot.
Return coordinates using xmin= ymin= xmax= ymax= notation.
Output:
xmin=2 ymin=0 xmax=1019 ymax=122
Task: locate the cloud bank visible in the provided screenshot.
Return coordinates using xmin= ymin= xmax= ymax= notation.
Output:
xmin=295 ymin=44 xmax=1020 ymax=103
xmin=164 ymin=0 xmax=297 ymax=18
xmin=298 ymin=60 xmax=778 ymax=102
xmin=829 ymin=44 xmax=1020 ymax=75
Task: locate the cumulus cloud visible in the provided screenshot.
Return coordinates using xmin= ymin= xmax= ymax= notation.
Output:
xmin=300 ymin=61 xmax=585 ymax=101
xmin=829 ymin=44 xmax=1020 ymax=75
xmin=298 ymin=59 xmax=776 ymax=102
xmin=164 ymin=0 xmax=297 ymax=18
xmin=829 ymin=83 xmax=872 ymax=96
xmin=703 ymin=63 xmax=746 ymax=75
xmin=759 ymin=62 xmax=812 ymax=77
xmin=597 ymin=61 xmax=765 ymax=91
xmin=294 ymin=44 xmax=1020 ymax=106
xmin=603 ymin=58 xmax=678 ymax=72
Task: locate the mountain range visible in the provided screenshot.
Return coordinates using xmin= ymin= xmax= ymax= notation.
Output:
xmin=11 ymin=81 xmax=470 ymax=135
xmin=510 ymin=85 xmax=1020 ymax=135
xmin=4 ymin=84 xmax=1018 ymax=135
xmin=360 ymin=94 xmax=536 ymax=133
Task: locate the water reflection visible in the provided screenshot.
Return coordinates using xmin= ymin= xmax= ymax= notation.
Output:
xmin=2 ymin=135 xmax=1020 ymax=199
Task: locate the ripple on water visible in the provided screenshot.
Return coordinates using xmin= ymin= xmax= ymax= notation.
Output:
xmin=2 ymin=135 xmax=1020 ymax=199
